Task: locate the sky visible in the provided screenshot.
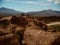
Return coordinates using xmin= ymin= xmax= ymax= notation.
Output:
xmin=0 ymin=0 xmax=60 ymax=12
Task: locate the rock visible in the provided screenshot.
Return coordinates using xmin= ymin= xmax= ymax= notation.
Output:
xmin=23 ymin=26 xmax=60 ymax=45
xmin=10 ymin=16 xmax=28 ymax=27
xmin=0 ymin=16 xmax=12 ymax=21
xmin=0 ymin=16 xmax=12 ymax=28
xmin=15 ymin=27 xmax=25 ymax=34
xmin=15 ymin=27 xmax=25 ymax=45
xmin=0 ymin=15 xmax=59 ymax=45
xmin=26 ymin=21 xmax=49 ymax=31
xmin=0 ymin=28 xmax=12 ymax=36
xmin=0 ymin=34 xmax=20 ymax=45
xmin=52 ymin=36 xmax=60 ymax=45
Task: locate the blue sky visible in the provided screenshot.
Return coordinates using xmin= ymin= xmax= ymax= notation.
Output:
xmin=0 ymin=0 xmax=60 ymax=12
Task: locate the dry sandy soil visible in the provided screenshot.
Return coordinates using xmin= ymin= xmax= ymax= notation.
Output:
xmin=47 ymin=22 xmax=60 ymax=26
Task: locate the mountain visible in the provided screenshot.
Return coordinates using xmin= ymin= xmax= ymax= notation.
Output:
xmin=0 ymin=7 xmax=60 ymax=16
xmin=0 ymin=7 xmax=23 ymax=16
xmin=27 ymin=9 xmax=60 ymax=16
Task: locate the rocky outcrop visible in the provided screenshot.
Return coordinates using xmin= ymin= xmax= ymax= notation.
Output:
xmin=0 ymin=15 xmax=60 ymax=45
xmin=0 ymin=34 xmax=20 ymax=45
xmin=10 ymin=16 xmax=28 ymax=27
xmin=23 ymin=25 xmax=60 ymax=45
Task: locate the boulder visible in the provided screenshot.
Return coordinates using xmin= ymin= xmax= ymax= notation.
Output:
xmin=10 ymin=16 xmax=28 ymax=27
xmin=0 ymin=28 xmax=12 ymax=36
xmin=23 ymin=26 xmax=60 ymax=45
xmin=15 ymin=27 xmax=25 ymax=34
xmin=0 ymin=34 xmax=20 ymax=45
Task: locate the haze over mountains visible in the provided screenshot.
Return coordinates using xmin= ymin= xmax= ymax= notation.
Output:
xmin=0 ymin=7 xmax=60 ymax=16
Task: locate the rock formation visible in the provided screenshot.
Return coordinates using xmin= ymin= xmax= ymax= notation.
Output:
xmin=23 ymin=25 xmax=60 ymax=45
xmin=0 ymin=15 xmax=60 ymax=45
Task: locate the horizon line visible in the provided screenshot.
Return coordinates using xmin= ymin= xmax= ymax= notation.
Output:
xmin=0 ymin=7 xmax=60 ymax=12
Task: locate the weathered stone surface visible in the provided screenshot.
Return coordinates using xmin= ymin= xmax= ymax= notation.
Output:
xmin=0 ymin=28 xmax=12 ymax=36
xmin=0 ymin=34 xmax=20 ymax=45
xmin=0 ymin=15 xmax=60 ymax=45
xmin=23 ymin=26 xmax=60 ymax=45
xmin=10 ymin=16 xmax=28 ymax=27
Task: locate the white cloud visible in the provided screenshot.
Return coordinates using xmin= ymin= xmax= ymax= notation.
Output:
xmin=47 ymin=0 xmax=52 ymax=2
xmin=24 ymin=1 xmax=35 ymax=4
xmin=54 ymin=2 xmax=59 ymax=4
xmin=47 ymin=0 xmax=60 ymax=4
xmin=40 ymin=3 xmax=51 ymax=7
xmin=23 ymin=1 xmax=39 ymax=4
xmin=3 ymin=0 xmax=36 ymax=4
xmin=54 ymin=0 xmax=60 ymax=4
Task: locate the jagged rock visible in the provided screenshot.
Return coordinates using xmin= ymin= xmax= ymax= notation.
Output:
xmin=0 ymin=34 xmax=20 ymax=45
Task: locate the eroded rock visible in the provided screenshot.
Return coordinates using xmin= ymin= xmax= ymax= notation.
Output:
xmin=0 ymin=34 xmax=20 ymax=45
xmin=23 ymin=26 xmax=60 ymax=45
xmin=0 ymin=15 xmax=59 ymax=45
xmin=10 ymin=16 xmax=28 ymax=27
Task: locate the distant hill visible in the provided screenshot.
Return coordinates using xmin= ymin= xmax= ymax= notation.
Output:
xmin=0 ymin=7 xmax=23 ymax=16
xmin=0 ymin=7 xmax=60 ymax=16
xmin=27 ymin=9 xmax=60 ymax=16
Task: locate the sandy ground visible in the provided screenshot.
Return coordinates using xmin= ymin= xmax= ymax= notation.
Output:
xmin=47 ymin=22 xmax=60 ymax=26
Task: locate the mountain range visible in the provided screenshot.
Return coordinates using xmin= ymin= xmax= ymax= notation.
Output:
xmin=0 ymin=7 xmax=23 ymax=16
xmin=0 ymin=7 xmax=60 ymax=16
xmin=27 ymin=9 xmax=60 ymax=16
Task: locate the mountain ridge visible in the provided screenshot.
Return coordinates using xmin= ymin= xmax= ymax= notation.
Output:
xmin=0 ymin=7 xmax=60 ymax=16
xmin=0 ymin=7 xmax=23 ymax=16
xmin=27 ymin=9 xmax=60 ymax=16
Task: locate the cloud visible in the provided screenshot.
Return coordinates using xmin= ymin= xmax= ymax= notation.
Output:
xmin=47 ymin=0 xmax=60 ymax=4
xmin=47 ymin=0 xmax=52 ymax=2
xmin=24 ymin=1 xmax=34 ymax=4
xmin=23 ymin=1 xmax=48 ymax=6
xmin=23 ymin=1 xmax=37 ymax=4
xmin=54 ymin=0 xmax=60 ymax=4
xmin=2 ymin=0 xmax=36 ymax=4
